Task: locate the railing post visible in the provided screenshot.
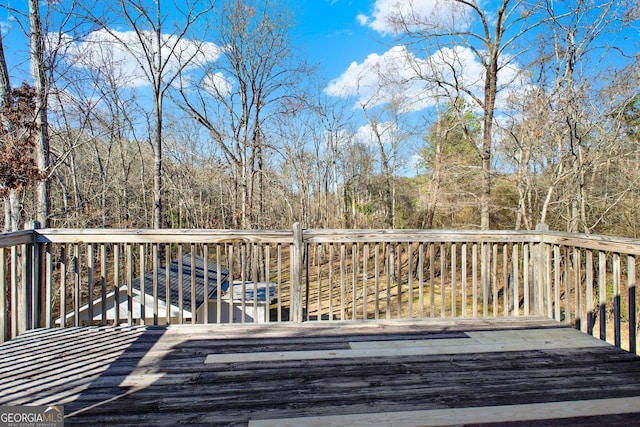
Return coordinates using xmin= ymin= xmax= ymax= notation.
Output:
xmin=628 ymin=255 xmax=636 ymax=354
xmin=17 ymin=221 xmax=39 ymax=335
xmin=291 ymin=223 xmax=304 ymax=323
xmin=25 ymin=221 xmax=42 ymax=329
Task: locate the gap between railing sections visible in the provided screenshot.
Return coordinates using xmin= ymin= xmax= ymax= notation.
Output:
xmin=0 ymin=223 xmax=637 ymax=354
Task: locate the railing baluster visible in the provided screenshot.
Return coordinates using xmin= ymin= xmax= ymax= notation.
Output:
xmin=140 ymin=244 xmax=146 ymax=325
xmin=59 ymin=245 xmax=66 ymax=328
xmin=418 ymin=242 xmax=425 ymax=319
xmin=461 ymin=243 xmax=467 ymax=318
xmin=100 ymin=244 xmax=107 ymax=325
xmin=452 ymin=243 xmax=457 ymax=318
xmin=502 ymin=244 xmax=508 ymax=317
xmin=45 ymin=244 xmax=53 ymax=328
xmin=482 ymin=243 xmax=489 ymax=318
xmin=10 ymin=246 xmax=17 ymax=335
xmin=276 ymin=243 xmax=283 ymax=322
xmin=191 ymin=247 xmax=197 ymax=325
xmin=430 ymin=243 xmax=435 ymax=318
xmin=545 ymin=243 xmax=552 ymax=318
xmin=177 ymin=244 xmax=184 ymax=324
xmin=628 ymin=254 xmax=636 ymax=354
xmin=0 ymin=248 xmax=6 ymax=342
xmin=586 ymin=250 xmax=594 ymax=336
xmin=397 ymin=243 xmax=402 ymax=319
xmin=126 ymin=243 xmax=133 ymax=325
xmin=317 ymin=243 xmax=322 ymax=320
xmin=328 ymin=243 xmax=335 ymax=320
xmin=153 ymin=243 xmax=159 ymax=325
xmin=613 ymin=253 xmax=621 ymax=348
xmin=599 ymin=251 xmax=607 ymax=342
xmin=164 ymin=244 xmax=171 ymax=324
xmin=20 ymin=241 xmax=30 ymax=333
xmin=228 ymin=243 xmax=234 ymax=323
xmin=523 ymin=243 xmax=529 ymax=315
xmin=87 ymin=244 xmax=94 ymax=325
xmin=341 ymin=243 xmax=347 ymax=321
xmin=353 ymin=243 xmax=358 ymax=320
xmin=363 ymin=243 xmax=369 ymax=319
xmin=492 ymin=243 xmax=497 ymax=317
xmin=113 ymin=244 xmax=120 ymax=325
xmin=73 ymin=244 xmax=80 ymax=327
xmin=574 ymin=248 xmax=582 ymax=331
xmin=242 ymin=243 xmax=248 ymax=323
xmin=264 ymin=244 xmax=270 ymax=322
xmin=203 ymin=245 xmax=209 ymax=324
xmin=564 ymin=247 xmax=571 ymax=324
xmin=441 ymin=242 xmax=446 ymax=318
xmin=472 ymin=243 xmax=477 ymax=317
xmin=554 ymin=245 xmax=561 ymax=321
xmin=406 ymin=243 xmax=412 ymax=319
xmin=512 ymin=243 xmax=519 ymax=317
xmin=216 ymin=244 xmax=222 ymax=324
xmin=252 ymin=243 xmax=259 ymax=323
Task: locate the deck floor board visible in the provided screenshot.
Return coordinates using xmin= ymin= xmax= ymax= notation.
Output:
xmin=1 ymin=316 xmax=640 ymax=426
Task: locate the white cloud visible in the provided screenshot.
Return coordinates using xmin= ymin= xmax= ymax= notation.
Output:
xmin=356 ymin=13 xmax=368 ymax=26
xmin=62 ymin=29 xmax=223 ymax=88
xmin=429 ymin=46 xmax=485 ymax=92
xmin=326 ymin=43 xmax=527 ymax=115
xmin=325 ymin=45 xmax=434 ymax=112
xmin=361 ymin=0 xmax=471 ymax=35
xmin=201 ymin=71 xmax=233 ymax=99
xmin=356 ymin=121 xmax=398 ymax=146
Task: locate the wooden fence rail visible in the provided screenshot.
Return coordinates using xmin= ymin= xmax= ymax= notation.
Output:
xmin=0 ymin=223 xmax=638 ymax=354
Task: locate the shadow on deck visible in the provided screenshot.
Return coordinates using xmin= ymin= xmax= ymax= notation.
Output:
xmin=2 ymin=317 xmax=640 ymax=426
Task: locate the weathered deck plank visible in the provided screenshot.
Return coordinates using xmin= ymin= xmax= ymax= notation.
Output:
xmin=1 ymin=317 xmax=640 ymax=426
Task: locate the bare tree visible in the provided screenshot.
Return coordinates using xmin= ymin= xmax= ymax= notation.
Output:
xmin=177 ymin=0 xmax=306 ymax=229
xmin=359 ymin=100 xmax=409 ymax=229
xmin=501 ymin=0 xmax=636 ymax=233
xmin=385 ymin=0 xmax=546 ymax=229
xmin=83 ymin=0 xmax=216 ymax=228
xmin=54 ymin=60 xmax=150 ymax=227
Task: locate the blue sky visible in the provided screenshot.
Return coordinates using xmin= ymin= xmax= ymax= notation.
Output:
xmin=0 ymin=0 xmax=510 ymax=113
xmin=295 ymin=1 xmax=388 ymax=83
xmin=0 ymin=1 xmax=387 ymax=87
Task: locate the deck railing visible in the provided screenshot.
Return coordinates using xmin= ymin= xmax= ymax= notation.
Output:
xmin=0 ymin=223 xmax=638 ymax=353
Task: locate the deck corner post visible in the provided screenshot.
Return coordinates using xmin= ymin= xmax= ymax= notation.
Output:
xmin=19 ymin=221 xmax=41 ymax=334
xmin=29 ymin=221 xmax=43 ymax=330
xmin=291 ymin=222 xmax=304 ymax=323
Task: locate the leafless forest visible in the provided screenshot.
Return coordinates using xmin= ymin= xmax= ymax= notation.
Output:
xmin=1 ymin=0 xmax=640 ymax=236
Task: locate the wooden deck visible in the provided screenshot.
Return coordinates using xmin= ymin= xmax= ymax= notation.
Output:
xmin=2 ymin=317 xmax=640 ymax=426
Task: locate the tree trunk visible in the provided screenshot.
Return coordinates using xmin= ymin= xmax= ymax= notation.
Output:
xmin=480 ymin=51 xmax=498 ymax=230
xmin=0 ymin=33 xmax=12 ymax=231
xmin=8 ymin=190 xmax=20 ymax=232
xmin=153 ymin=100 xmax=162 ymax=229
xmin=0 ymin=34 xmax=9 ymax=106
xmin=424 ymin=136 xmax=443 ymax=230
xmin=29 ymin=0 xmax=50 ymax=227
